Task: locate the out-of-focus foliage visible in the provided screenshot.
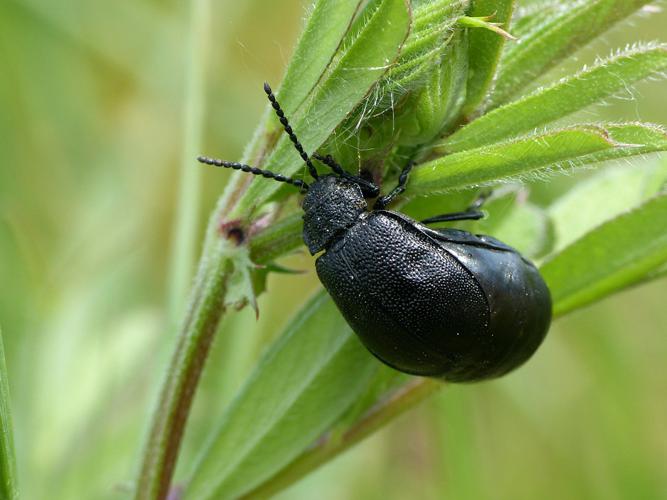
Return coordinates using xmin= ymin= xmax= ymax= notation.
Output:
xmin=0 ymin=330 xmax=18 ymax=500
xmin=1 ymin=0 xmax=667 ymax=499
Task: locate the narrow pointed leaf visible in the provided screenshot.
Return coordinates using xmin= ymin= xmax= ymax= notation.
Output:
xmin=492 ymin=0 xmax=653 ymax=106
xmin=510 ymin=0 xmax=562 ymax=39
xmin=377 ymin=0 xmax=466 ymax=103
xmin=242 ymin=377 xmax=441 ymax=499
xmin=230 ymin=0 xmax=411 ymax=218
xmin=339 ymin=0 xmax=466 ymax=130
xmin=214 ymin=0 xmax=362 ymax=232
xmin=185 ymin=292 xmax=377 ymax=500
xmin=413 ymin=0 xmax=466 ymax=31
xmin=567 ymin=122 xmax=667 ymax=164
xmin=248 ymin=212 xmax=303 ymax=265
xmin=395 ymin=30 xmax=469 ymax=145
xmin=461 ymin=0 xmax=515 ymax=116
xmin=274 ymin=0 xmax=363 ymax=115
xmin=243 ymin=0 xmax=364 ymax=154
xmin=0 ymin=330 xmax=18 ymax=500
xmin=412 ymin=127 xmax=618 ymax=195
xmin=474 ymin=194 xmax=552 ymax=258
xmin=549 ymin=157 xmax=667 ymax=253
xmin=443 ymin=43 xmax=667 ymax=153
xmin=541 ymin=194 xmax=667 ymax=316
xmin=386 ymin=45 xmax=447 ymax=95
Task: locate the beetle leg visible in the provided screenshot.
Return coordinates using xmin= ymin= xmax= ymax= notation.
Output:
xmin=421 ymin=210 xmax=485 ymax=224
xmin=469 ymin=190 xmax=492 ymax=210
xmin=420 ymin=191 xmax=492 ymax=224
xmin=374 ymin=162 xmax=415 ymax=210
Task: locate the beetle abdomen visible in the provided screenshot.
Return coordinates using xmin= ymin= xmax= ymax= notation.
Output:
xmin=316 ymin=212 xmax=493 ymax=380
xmin=316 ymin=212 xmax=550 ymax=382
xmin=430 ymin=229 xmax=551 ymax=380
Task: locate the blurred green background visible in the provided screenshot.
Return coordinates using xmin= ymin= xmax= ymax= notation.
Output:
xmin=1 ymin=0 xmax=666 ymax=499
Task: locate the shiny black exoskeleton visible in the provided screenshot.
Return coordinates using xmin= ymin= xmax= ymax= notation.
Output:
xmin=199 ymin=83 xmax=552 ymax=382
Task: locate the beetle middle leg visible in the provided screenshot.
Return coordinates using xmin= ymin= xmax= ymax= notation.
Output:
xmin=421 ymin=191 xmax=492 ymax=224
xmin=373 ymin=161 xmax=415 ymax=210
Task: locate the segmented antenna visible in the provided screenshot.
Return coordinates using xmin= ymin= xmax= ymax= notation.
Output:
xmin=263 ymin=82 xmax=319 ymax=180
xmin=197 ymin=156 xmax=308 ymax=191
xmin=312 ymin=153 xmax=346 ymax=176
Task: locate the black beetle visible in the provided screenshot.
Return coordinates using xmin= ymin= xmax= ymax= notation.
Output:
xmin=199 ymin=83 xmax=552 ymax=382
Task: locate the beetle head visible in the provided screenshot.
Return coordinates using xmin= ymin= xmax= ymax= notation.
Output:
xmin=302 ymin=175 xmax=367 ymax=254
xmin=198 ymin=83 xmax=379 ymax=255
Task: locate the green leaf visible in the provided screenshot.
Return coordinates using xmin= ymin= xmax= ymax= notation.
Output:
xmin=412 ymin=0 xmax=466 ymax=31
xmin=492 ymin=0 xmax=653 ymax=106
xmin=541 ymin=193 xmax=667 ymax=316
xmin=242 ymin=377 xmax=441 ymax=499
xmin=225 ymin=0 xmax=364 ymax=145
xmin=248 ymin=211 xmax=303 ymax=265
xmin=412 ymin=126 xmax=621 ymax=195
xmin=548 ymin=158 xmax=667 ymax=253
xmin=0 ymin=329 xmax=18 ymax=500
xmin=185 ymin=292 xmax=378 ymax=500
xmin=460 ymin=0 xmax=515 ymax=116
xmin=394 ymin=29 xmax=469 ymax=145
xmin=647 ymin=262 xmax=667 ymax=282
xmin=400 ymin=188 xmax=479 ymax=221
xmin=332 ymin=366 xmax=409 ymax=430
xmin=213 ymin=0 xmax=363 ymax=233
xmin=443 ymin=43 xmax=667 ymax=153
xmin=473 ymin=191 xmax=552 ymax=258
xmin=385 ymin=44 xmax=446 ymax=94
xmin=376 ymin=0 xmax=466 ymax=104
xmin=568 ymin=122 xmax=667 ymax=164
xmin=327 ymin=0 xmax=467 ymax=156
xmin=510 ymin=0 xmax=562 ymax=39
xmin=229 ymin=0 xmax=411 ymax=219
xmin=274 ymin=0 xmax=364 ymax=116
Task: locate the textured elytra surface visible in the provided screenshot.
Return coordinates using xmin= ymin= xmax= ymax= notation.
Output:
xmin=315 ymin=211 xmax=551 ymax=381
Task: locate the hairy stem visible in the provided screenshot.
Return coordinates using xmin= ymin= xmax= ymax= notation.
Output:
xmin=135 ymin=258 xmax=229 ymax=500
xmin=135 ymin=0 xmax=223 ymax=497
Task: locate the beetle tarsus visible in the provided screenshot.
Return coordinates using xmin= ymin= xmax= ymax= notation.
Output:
xmin=421 ymin=191 xmax=492 ymax=224
xmin=421 ymin=210 xmax=485 ymax=224
xmin=374 ymin=161 xmax=415 ymax=210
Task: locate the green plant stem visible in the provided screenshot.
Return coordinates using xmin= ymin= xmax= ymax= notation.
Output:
xmin=135 ymin=0 xmax=219 ymax=497
xmin=135 ymin=257 xmax=230 ymax=500
xmin=134 ymin=40 xmax=278 ymax=500
xmin=135 ymin=186 xmax=293 ymax=499
xmin=134 ymin=100 xmax=273 ymax=500
xmin=241 ymin=377 xmax=443 ymax=499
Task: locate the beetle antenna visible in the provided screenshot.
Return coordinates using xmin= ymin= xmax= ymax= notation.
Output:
xmin=198 ymin=156 xmax=309 ymax=191
xmin=263 ymin=82 xmax=319 ymax=180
